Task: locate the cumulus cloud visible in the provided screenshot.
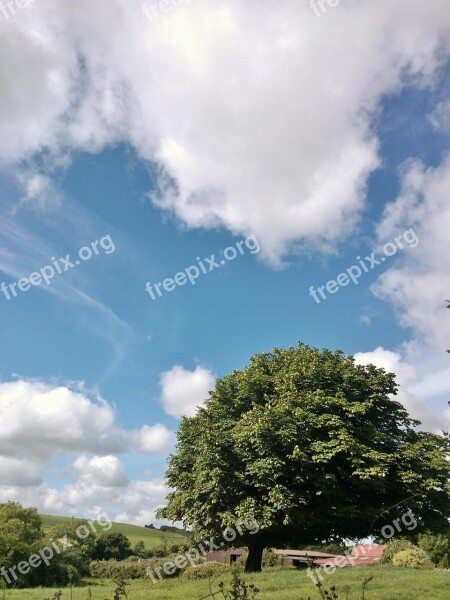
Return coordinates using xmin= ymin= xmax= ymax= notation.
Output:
xmin=73 ymin=455 xmax=129 ymax=487
xmin=354 ymin=347 xmax=447 ymax=431
xmin=373 ymin=155 xmax=450 ymax=354
xmin=361 ymin=154 xmax=450 ymax=432
xmin=354 ymin=347 xmax=416 ymax=385
xmin=0 ymin=380 xmax=175 ymax=520
xmin=132 ymin=424 xmax=175 ymax=454
xmin=0 ymin=380 xmax=173 ymax=484
xmin=0 ymin=456 xmax=43 ymax=487
xmin=1 ymin=1 xmax=450 ymax=261
xmin=159 ymin=365 xmax=215 ymax=418
xmin=0 ymin=477 xmax=171 ymax=526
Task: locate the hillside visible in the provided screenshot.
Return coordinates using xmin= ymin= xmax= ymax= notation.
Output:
xmin=40 ymin=514 xmax=188 ymax=550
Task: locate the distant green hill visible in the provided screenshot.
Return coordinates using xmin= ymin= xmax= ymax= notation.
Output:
xmin=40 ymin=514 xmax=188 ymax=550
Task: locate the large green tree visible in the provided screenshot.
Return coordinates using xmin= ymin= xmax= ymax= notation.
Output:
xmin=157 ymin=343 xmax=450 ymax=572
xmin=0 ymin=502 xmax=43 ymax=586
xmin=92 ymin=532 xmax=131 ymax=560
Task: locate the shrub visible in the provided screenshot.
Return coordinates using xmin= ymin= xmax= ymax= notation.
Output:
xmin=234 ymin=554 xmax=247 ymax=569
xmin=381 ymin=538 xmax=414 ymax=564
xmin=93 ymin=532 xmax=131 ymax=561
xmin=133 ymin=540 xmax=146 ymax=557
xmin=182 ymin=561 xmax=230 ymax=580
xmin=262 ymin=549 xmax=284 ymax=568
xmin=151 ymin=545 xmax=171 ymax=558
xmin=438 ymin=553 xmax=449 ymax=569
xmin=418 ymin=533 xmax=449 ymax=565
xmin=392 ymin=547 xmax=429 ymax=568
xmin=145 ymin=556 xmax=184 ymax=579
xmin=90 ymin=555 xmax=187 ymax=580
xmin=89 ymin=558 xmax=148 ymax=579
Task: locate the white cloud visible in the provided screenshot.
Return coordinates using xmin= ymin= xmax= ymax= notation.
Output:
xmin=354 ymin=347 xmax=416 ymax=384
xmin=0 ymin=456 xmax=42 ymax=487
xmin=0 ymin=379 xmax=175 ymax=521
xmin=0 ymin=477 xmax=172 ymax=526
xmin=354 ymin=347 xmax=447 ymax=432
xmin=132 ymin=424 xmax=175 ymax=453
xmin=0 ymin=380 xmax=114 ymax=459
xmin=0 ymin=201 xmax=134 ymax=383
xmin=17 ymin=170 xmax=62 ymax=213
xmin=1 ymin=1 xmax=450 ymax=261
xmin=373 ymin=155 xmax=450 ymax=353
xmin=409 ymin=368 xmax=450 ymax=400
xmin=73 ymin=455 xmax=129 ymax=487
xmin=429 ymin=98 xmax=450 ymax=132
xmin=159 ymin=365 xmax=215 ymax=418
xmin=0 ymin=379 xmax=173 ymax=460
xmin=364 ymin=155 xmax=450 ymax=432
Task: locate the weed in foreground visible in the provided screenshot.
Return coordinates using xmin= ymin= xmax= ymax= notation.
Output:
xmin=44 ymin=592 xmax=63 ymax=600
xmin=108 ymin=579 xmax=128 ymax=600
xmin=307 ymin=575 xmax=374 ymax=600
xmin=200 ymin=568 xmax=259 ymax=599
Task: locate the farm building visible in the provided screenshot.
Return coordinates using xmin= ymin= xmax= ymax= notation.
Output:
xmin=207 ymin=544 xmax=386 ymax=568
xmin=313 ymin=543 xmax=386 ymax=567
xmin=207 ymin=548 xmax=247 ymax=564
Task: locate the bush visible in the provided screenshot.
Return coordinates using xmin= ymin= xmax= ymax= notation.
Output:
xmin=381 ymin=539 xmax=414 ymax=564
xmin=151 ymin=544 xmax=171 ymax=558
xmin=418 ymin=533 xmax=449 ymax=565
xmin=438 ymin=553 xmax=449 ymax=569
xmin=89 ymin=558 xmax=148 ymax=580
xmin=182 ymin=561 xmax=230 ymax=580
xmin=93 ymin=532 xmax=131 ymax=561
xmin=133 ymin=540 xmax=147 ymax=558
xmin=145 ymin=556 xmax=185 ymax=580
xmin=234 ymin=554 xmax=248 ymax=569
xmin=392 ymin=547 xmax=429 ymax=568
xmin=90 ymin=555 xmax=186 ymax=580
xmin=262 ymin=549 xmax=284 ymax=568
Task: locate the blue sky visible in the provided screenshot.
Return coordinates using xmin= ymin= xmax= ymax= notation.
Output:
xmin=0 ymin=0 xmax=450 ymax=524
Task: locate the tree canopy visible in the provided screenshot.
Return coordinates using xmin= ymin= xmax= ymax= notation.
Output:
xmin=0 ymin=502 xmax=43 ymax=585
xmin=92 ymin=532 xmax=131 ymax=561
xmin=157 ymin=343 xmax=450 ymax=571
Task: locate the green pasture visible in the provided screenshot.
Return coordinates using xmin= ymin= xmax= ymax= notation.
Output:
xmin=40 ymin=515 xmax=187 ymax=550
xmin=2 ymin=566 xmax=448 ymax=599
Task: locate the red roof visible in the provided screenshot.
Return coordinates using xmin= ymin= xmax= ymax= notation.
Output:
xmin=313 ymin=544 xmax=385 ymax=567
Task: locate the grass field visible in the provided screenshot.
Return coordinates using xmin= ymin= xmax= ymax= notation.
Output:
xmin=40 ymin=515 xmax=188 ymax=550
xmin=2 ymin=567 xmax=449 ymax=599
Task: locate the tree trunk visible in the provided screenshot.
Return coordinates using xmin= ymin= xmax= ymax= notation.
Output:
xmin=245 ymin=538 xmax=264 ymax=572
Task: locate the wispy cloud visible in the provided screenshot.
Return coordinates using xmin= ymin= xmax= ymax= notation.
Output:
xmin=0 ymin=189 xmax=133 ymax=381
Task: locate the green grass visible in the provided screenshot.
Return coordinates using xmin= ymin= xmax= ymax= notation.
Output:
xmin=40 ymin=515 xmax=188 ymax=550
xmin=2 ymin=566 xmax=449 ymax=599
